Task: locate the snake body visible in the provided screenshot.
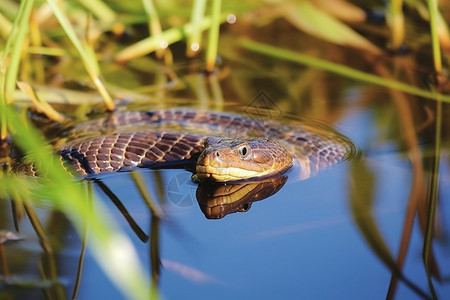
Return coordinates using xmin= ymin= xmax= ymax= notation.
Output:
xmin=19 ymin=109 xmax=354 ymax=181
xmin=60 ymin=131 xmax=206 ymax=176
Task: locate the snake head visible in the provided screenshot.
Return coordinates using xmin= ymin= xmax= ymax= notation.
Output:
xmin=195 ymin=136 xmax=293 ymax=183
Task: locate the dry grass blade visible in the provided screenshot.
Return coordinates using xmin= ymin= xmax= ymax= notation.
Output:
xmin=16 ymin=81 xmax=66 ymax=123
xmin=386 ymin=0 xmax=405 ymax=50
xmin=284 ymin=1 xmax=381 ymax=54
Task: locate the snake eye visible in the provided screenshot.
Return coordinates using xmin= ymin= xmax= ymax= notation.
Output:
xmin=239 ymin=146 xmax=249 ymax=157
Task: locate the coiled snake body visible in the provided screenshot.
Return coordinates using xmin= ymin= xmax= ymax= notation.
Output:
xmin=20 ymin=109 xmax=354 ymax=182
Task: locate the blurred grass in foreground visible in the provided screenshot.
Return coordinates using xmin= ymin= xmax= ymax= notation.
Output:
xmin=0 ymin=102 xmax=153 ymax=300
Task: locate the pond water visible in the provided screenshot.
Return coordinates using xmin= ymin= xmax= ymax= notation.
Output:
xmin=2 ymin=90 xmax=450 ymax=300
xmin=2 ymin=8 xmax=450 ymax=300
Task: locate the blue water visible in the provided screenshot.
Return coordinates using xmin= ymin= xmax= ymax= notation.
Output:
xmin=68 ymin=107 xmax=450 ymax=299
xmin=3 ymin=106 xmax=450 ymax=300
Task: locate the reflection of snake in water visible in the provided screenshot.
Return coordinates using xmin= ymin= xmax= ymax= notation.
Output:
xmin=197 ymin=176 xmax=289 ymax=219
xmin=18 ymin=109 xmax=354 ymax=182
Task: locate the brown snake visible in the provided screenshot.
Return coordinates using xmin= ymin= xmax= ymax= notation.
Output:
xmin=18 ymin=109 xmax=354 ymax=182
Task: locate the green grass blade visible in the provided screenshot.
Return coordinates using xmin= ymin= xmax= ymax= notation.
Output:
xmin=386 ymin=0 xmax=405 ymax=50
xmin=45 ymin=0 xmax=115 ymax=110
xmin=0 ymin=0 xmax=20 ymax=21
xmin=1 ymin=0 xmax=33 ymax=140
xmin=2 ymin=0 xmax=34 ymax=104
xmin=239 ymin=39 xmax=450 ymax=103
xmin=205 ymin=0 xmax=222 ymax=72
xmin=77 ymin=0 xmax=116 ymax=26
xmin=142 ymin=0 xmax=161 ymax=35
xmin=427 ymin=0 xmax=442 ymax=73
xmin=116 ymin=14 xmax=227 ymax=62
xmin=142 ymin=0 xmax=167 ymax=61
xmin=187 ymin=0 xmax=207 ymax=56
xmin=1 ymin=102 xmax=153 ymax=300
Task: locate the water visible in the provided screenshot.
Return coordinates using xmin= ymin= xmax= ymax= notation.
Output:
xmin=3 ymin=97 xmax=450 ymax=299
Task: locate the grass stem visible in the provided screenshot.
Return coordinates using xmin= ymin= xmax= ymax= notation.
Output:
xmin=187 ymin=0 xmax=207 ymax=57
xmin=239 ymin=39 xmax=450 ymax=103
xmin=426 ymin=0 xmax=442 ymax=73
xmin=46 ymin=0 xmax=115 ymax=111
xmin=205 ymin=0 xmax=222 ymax=72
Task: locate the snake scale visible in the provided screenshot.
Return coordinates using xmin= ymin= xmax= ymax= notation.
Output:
xmin=18 ymin=109 xmax=354 ymax=182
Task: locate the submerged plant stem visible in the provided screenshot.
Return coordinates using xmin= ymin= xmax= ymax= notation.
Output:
xmin=71 ymin=184 xmax=90 ymax=300
xmin=130 ymin=171 xmax=163 ymax=218
xmin=150 ymin=216 xmax=161 ymax=298
xmin=24 ymin=202 xmax=66 ymax=299
xmin=378 ymin=64 xmax=427 ymax=299
xmin=423 ymin=95 xmax=441 ymax=300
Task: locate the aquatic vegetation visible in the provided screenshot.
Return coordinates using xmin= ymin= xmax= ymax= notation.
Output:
xmin=0 ymin=0 xmax=449 ymax=299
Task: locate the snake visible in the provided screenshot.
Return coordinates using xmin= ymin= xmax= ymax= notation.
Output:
xmin=16 ymin=109 xmax=354 ymax=182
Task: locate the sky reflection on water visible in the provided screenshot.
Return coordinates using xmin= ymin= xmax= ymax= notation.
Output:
xmin=67 ymin=105 xmax=450 ymax=300
xmin=2 ymin=100 xmax=449 ymax=300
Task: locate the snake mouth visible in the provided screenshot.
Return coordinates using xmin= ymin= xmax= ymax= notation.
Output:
xmin=195 ymin=164 xmax=263 ymax=182
xmin=195 ymin=161 xmax=293 ymax=183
